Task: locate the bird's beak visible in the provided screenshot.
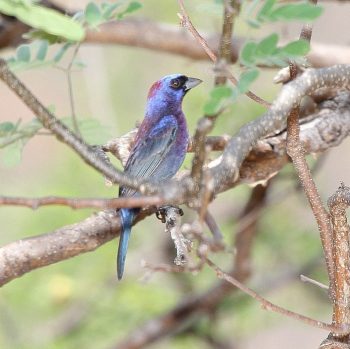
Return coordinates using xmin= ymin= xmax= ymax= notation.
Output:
xmin=184 ymin=77 xmax=202 ymax=91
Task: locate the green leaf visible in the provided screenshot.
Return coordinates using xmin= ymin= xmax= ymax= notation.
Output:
xmin=204 ymin=86 xmax=233 ymax=115
xmin=0 ymin=1 xmax=85 ymax=41
xmin=204 ymin=100 xmax=220 ymax=115
xmin=0 ymin=122 xmax=15 ymax=134
xmin=117 ymin=1 xmax=142 ymax=19
xmin=53 ymin=42 xmax=72 ymax=62
xmin=85 ymin=2 xmax=102 ymax=26
xmin=240 ymin=42 xmax=257 ymax=66
xmin=210 ymin=86 xmax=232 ymax=99
xmin=237 ymin=69 xmax=259 ymax=93
xmin=257 ymin=0 xmax=276 ymax=20
xmin=24 ymin=29 xmax=66 ymax=44
xmin=256 ymin=33 xmax=278 ymax=57
xmin=270 ymin=3 xmax=323 ymax=22
xmin=16 ymin=44 xmax=31 ymax=62
xmin=102 ymin=2 xmax=120 ymax=19
xmin=22 ymin=119 xmax=42 ymax=134
xmin=280 ymin=40 xmax=310 ymax=57
xmin=1 ymin=140 xmax=23 ymax=167
xmin=36 ymin=40 xmax=48 ymax=60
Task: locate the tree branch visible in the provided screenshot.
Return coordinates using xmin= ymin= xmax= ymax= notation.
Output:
xmin=1 ymin=71 xmax=350 ymax=287
xmin=328 ymin=184 xmax=350 ymax=341
xmin=0 ymin=208 xmax=156 ymax=287
xmin=205 ymin=258 xmax=346 ymax=334
xmin=0 ymin=58 xmax=158 ymax=193
xmin=113 ymin=177 xmax=269 ymax=349
xmin=0 ymin=195 xmax=165 ymax=210
xmin=286 ymin=0 xmax=335 ymax=287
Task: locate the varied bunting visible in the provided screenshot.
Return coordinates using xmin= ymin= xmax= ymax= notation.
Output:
xmin=117 ymin=74 xmax=202 ymax=279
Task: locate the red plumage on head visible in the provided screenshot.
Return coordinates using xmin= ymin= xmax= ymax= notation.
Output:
xmin=147 ymin=80 xmax=162 ymax=99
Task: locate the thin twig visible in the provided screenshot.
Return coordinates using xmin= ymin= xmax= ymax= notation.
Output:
xmin=204 ymin=210 xmax=223 ymax=241
xmin=215 ymin=0 xmax=240 ymax=85
xmin=233 ymin=184 xmax=269 ymax=279
xmin=286 ymin=0 xmax=334 ymax=284
xmin=286 ymin=107 xmax=334 ymax=281
xmin=206 ymin=258 xmax=347 ymax=334
xmin=300 ymin=274 xmax=329 ymax=290
xmin=0 ymin=58 xmax=157 ymax=193
xmin=66 ymin=43 xmax=82 ymax=136
xmin=0 ymin=195 xmax=165 ymax=210
xmin=177 ymin=0 xmax=270 ymax=108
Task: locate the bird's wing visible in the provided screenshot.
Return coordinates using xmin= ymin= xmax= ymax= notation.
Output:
xmin=120 ymin=115 xmax=178 ymax=197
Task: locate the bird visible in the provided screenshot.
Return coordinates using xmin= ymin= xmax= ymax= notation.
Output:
xmin=117 ymin=73 xmax=202 ymax=280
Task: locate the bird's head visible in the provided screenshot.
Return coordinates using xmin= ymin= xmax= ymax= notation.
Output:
xmin=146 ymin=74 xmax=202 ymax=115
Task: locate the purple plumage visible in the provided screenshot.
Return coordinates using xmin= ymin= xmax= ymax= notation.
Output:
xmin=117 ymin=74 xmax=202 ymax=279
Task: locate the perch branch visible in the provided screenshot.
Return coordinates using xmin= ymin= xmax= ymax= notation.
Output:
xmin=0 ymin=208 xmax=156 ymax=287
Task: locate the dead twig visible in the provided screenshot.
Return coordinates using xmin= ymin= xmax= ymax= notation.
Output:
xmin=157 ymin=206 xmax=191 ymax=266
xmin=206 ymin=258 xmax=347 ymax=334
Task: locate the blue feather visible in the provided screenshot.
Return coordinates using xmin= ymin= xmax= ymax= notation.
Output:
xmin=117 ymin=208 xmax=136 ymax=280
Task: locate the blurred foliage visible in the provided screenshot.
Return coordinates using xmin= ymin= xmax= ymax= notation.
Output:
xmin=0 ymin=0 xmax=85 ymax=41
xmin=0 ymin=0 xmax=332 ymax=349
xmin=203 ymin=0 xmax=322 ymax=115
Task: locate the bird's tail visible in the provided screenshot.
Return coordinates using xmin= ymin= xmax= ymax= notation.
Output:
xmin=117 ymin=208 xmax=135 ymax=280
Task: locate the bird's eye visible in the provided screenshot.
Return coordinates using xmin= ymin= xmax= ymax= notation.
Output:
xmin=170 ymin=78 xmax=181 ymax=89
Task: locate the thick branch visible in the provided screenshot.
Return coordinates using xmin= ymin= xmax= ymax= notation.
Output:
xmin=0 ymin=210 xmax=120 ymax=286
xmin=0 ymin=208 xmax=155 ymax=287
xmin=328 ymin=184 xmax=350 ymax=340
xmin=208 ymin=65 xmax=350 ymax=198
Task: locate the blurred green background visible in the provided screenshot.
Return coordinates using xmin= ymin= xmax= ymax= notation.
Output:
xmin=1 ymin=1 xmax=350 ymax=348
